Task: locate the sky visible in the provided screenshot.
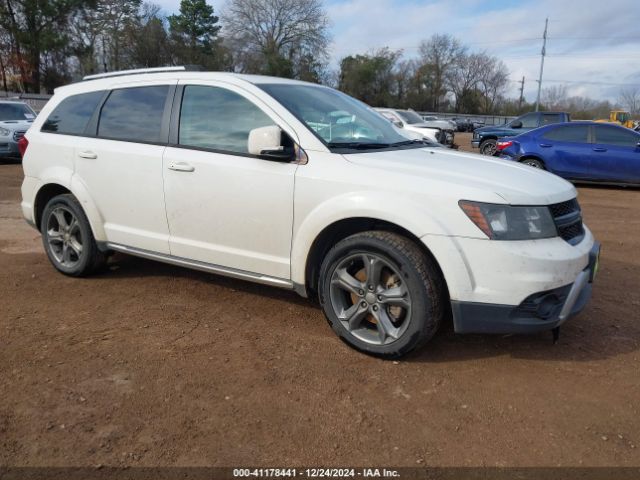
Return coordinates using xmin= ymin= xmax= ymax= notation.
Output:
xmin=154 ymin=0 xmax=640 ymax=103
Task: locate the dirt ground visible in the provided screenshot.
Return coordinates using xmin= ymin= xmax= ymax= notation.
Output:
xmin=1 ymin=134 xmax=639 ymax=468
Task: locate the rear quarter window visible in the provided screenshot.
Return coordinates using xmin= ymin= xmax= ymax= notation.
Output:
xmin=41 ymin=91 xmax=105 ymax=135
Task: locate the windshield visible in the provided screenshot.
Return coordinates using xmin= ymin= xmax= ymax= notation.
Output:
xmin=0 ymin=103 xmax=35 ymax=121
xmin=396 ymin=110 xmax=425 ymax=125
xmin=258 ymin=84 xmax=415 ymax=151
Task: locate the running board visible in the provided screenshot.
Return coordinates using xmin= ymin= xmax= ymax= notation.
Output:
xmin=106 ymin=243 xmax=294 ymax=289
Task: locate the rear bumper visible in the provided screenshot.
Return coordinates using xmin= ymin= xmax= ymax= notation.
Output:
xmin=451 ymin=242 xmax=600 ymax=334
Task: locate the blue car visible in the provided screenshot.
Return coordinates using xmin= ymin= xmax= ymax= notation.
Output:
xmin=497 ymin=121 xmax=640 ymax=185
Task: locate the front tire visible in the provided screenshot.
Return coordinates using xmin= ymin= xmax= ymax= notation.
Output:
xmin=318 ymin=231 xmax=445 ymax=358
xmin=41 ymin=194 xmax=107 ymax=276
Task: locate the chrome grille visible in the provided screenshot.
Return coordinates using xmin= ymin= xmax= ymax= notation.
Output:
xmin=13 ymin=130 xmax=26 ymax=141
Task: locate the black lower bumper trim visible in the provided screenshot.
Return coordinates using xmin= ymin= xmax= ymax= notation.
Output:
xmin=451 ymin=242 xmax=600 ymax=334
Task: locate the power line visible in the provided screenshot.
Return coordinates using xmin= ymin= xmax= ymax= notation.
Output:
xmin=543 ymin=79 xmax=640 ymax=87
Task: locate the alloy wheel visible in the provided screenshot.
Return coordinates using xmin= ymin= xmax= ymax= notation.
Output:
xmin=329 ymin=253 xmax=412 ymax=345
xmin=46 ymin=206 xmax=84 ymax=268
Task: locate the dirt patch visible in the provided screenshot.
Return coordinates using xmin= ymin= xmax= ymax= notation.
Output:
xmin=1 ymin=161 xmax=639 ymax=468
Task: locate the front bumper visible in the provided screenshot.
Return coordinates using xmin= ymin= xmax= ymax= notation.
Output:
xmin=471 ymin=139 xmax=480 ymax=148
xmin=451 ymin=242 xmax=600 ymax=334
xmin=0 ymin=139 xmax=20 ymax=159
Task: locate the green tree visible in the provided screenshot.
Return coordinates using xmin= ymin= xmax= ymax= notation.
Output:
xmin=123 ymin=3 xmax=171 ymax=68
xmin=0 ymin=0 xmax=85 ymax=92
xmin=338 ymin=49 xmax=401 ymax=107
xmin=168 ymin=0 xmax=221 ymax=66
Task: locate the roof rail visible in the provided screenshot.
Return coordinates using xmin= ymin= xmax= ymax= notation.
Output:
xmin=82 ymin=65 xmax=203 ymax=81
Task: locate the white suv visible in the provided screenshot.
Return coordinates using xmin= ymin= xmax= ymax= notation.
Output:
xmin=20 ymin=67 xmax=600 ymax=358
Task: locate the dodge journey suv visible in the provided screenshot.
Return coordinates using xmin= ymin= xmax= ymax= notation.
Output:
xmin=20 ymin=66 xmax=600 ymax=358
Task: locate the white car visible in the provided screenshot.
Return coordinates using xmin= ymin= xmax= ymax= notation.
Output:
xmin=376 ymin=108 xmax=455 ymax=146
xmin=20 ymin=67 xmax=599 ymax=358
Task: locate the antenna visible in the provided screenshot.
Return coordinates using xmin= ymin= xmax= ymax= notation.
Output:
xmin=535 ymin=18 xmax=548 ymax=112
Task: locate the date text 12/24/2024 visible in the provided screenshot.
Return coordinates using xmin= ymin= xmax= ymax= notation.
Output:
xmin=233 ymin=468 xmax=400 ymax=478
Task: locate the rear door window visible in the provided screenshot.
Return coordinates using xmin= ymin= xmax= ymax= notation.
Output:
xmin=42 ymin=91 xmax=104 ymax=135
xmin=98 ymin=86 xmax=169 ymax=143
xmin=542 ymin=125 xmax=589 ymax=143
xmin=594 ymin=125 xmax=639 ymax=147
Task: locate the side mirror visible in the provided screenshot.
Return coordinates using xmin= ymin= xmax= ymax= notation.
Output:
xmin=248 ymin=125 xmax=293 ymax=162
xmin=511 ymin=120 xmax=523 ymax=129
xmin=393 ymin=120 xmax=404 ymax=128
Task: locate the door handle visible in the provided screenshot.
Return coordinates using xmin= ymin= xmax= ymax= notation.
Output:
xmin=168 ymin=162 xmax=195 ymax=172
xmin=78 ymin=151 xmax=97 ymax=159
xmin=539 ymin=143 xmax=552 ymax=148
xmin=592 ymin=147 xmax=607 ymax=152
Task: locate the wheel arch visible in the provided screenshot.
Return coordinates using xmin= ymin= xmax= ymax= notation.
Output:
xmin=33 ymin=177 xmax=106 ymax=241
xmin=298 ymin=216 xmax=450 ymax=304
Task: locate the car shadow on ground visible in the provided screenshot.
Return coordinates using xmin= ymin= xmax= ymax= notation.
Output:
xmin=98 ymin=253 xmax=640 ymax=365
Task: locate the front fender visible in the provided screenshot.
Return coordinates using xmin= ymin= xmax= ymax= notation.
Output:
xmin=290 ymin=191 xmax=449 ymax=286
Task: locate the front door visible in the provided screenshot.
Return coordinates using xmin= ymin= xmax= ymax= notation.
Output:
xmin=162 ymin=82 xmax=298 ymax=280
xmin=592 ymin=125 xmax=640 ymax=183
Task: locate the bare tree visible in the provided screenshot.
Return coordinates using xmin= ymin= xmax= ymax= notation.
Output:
xmin=618 ymin=86 xmax=640 ymax=115
xmin=222 ymin=0 xmax=330 ymax=79
xmin=447 ymin=52 xmax=483 ymax=112
xmin=417 ymin=34 xmax=466 ymax=111
xmin=541 ymin=85 xmax=569 ymax=111
xmin=476 ymin=53 xmax=509 ymax=114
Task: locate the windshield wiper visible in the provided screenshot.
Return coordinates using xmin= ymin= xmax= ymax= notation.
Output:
xmin=327 ymin=142 xmax=392 ymax=150
xmin=390 ymin=139 xmax=432 ymax=147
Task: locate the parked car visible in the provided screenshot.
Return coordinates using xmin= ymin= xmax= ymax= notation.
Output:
xmin=0 ymin=100 xmax=37 ymax=160
xmin=420 ymin=115 xmax=457 ymax=142
xmin=21 ymin=67 xmax=599 ymax=358
xmin=375 ymin=108 xmax=455 ymax=146
xmin=376 ymin=109 xmax=440 ymax=143
xmin=497 ymin=121 xmax=640 ymax=185
xmin=473 ymin=111 xmax=571 ymax=155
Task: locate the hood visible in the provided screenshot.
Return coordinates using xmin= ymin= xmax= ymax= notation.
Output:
xmin=344 ymin=146 xmax=576 ymax=206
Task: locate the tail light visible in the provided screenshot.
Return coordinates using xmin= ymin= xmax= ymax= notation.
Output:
xmin=18 ymin=136 xmax=29 ymax=158
xmin=496 ymin=140 xmax=513 ymax=151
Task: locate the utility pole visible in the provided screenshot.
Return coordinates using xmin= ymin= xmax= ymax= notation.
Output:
xmin=518 ymin=76 xmax=525 ymax=111
xmin=535 ymin=18 xmax=548 ymax=112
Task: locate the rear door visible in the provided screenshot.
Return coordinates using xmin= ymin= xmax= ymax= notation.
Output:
xmin=537 ymin=124 xmax=592 ymax=178
xmin=73 ymin=81 xmax=175 ymax=253
xmin=592 ymin=125 xmax=640 ymax=183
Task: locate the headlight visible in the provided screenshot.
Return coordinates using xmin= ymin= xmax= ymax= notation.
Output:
xmin=0 ymin=127 xmax=10 ymax=137
xmin=459 ymin=201 xmax=557 ymax=240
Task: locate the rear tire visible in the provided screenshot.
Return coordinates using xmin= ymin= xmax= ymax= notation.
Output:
xmin=318 ymin=231 xmax=445 ymax=358
xmin=479 ymin=139 xmax=497 ymax=156
xmin=41 ymin=194 xmax=107 ymax=276
xmin=520 ymin=158 xmax=545 ymax=169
